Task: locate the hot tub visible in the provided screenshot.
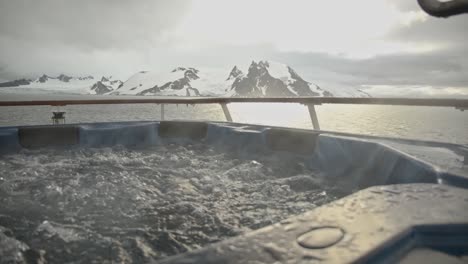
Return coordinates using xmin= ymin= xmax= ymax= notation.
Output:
xmin=0 ymin=121 xmax=467 ymax=263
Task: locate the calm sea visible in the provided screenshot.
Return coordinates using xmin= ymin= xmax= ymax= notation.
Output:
xmin=1 ymin=91 xmax=467 ymax=145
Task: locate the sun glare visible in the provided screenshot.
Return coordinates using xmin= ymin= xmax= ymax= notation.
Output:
xmin=174 ymin=0 xmax=428 ymax=57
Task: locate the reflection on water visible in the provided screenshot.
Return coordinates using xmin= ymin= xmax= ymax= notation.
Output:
xmin=0 ymin=99 xmax=467 ymax=145
xmin=229 ymin=103 xmax=468 ymax=145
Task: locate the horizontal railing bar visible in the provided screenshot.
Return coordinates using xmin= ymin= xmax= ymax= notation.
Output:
xmin=0 ymin=97 xmax=467 ymax=108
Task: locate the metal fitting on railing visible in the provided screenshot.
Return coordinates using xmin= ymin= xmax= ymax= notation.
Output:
xmin=220 ymin=103 xmax=233 ymax=122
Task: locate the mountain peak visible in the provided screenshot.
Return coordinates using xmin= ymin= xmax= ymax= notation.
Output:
xmin=90 ymin=81 xmax=112 ymax=94
xmin=35 ymin=74 xmax=95 ymax=83
xmin=57 ymin=74 xmax=72 ymax=82
xmin=171 ymin=67 xmax=199 ymax=80
xmin=38 ymin=74 xmax=49 ymax=83
xmin=89 ymin=76 xmax=123 ymax=95
xmin=87 ymin=61 xmax=367 ymax=97
xmin=226 ymin=66 xmax=243 ymax=81
xmin=257 ymin=60 xmax=269 ymax=68
xmin=227 ymin=60 xmax=329 ymax=97
xmin=78 ymin=76 xmax=94 ymax=81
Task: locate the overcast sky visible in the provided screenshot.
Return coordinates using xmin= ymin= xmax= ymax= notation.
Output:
xmin=0 ymin=0 xmax=467 ymax=97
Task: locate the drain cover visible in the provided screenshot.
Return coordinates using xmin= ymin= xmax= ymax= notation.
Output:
xmin=297 ymin=227 xmax=344 ymax=249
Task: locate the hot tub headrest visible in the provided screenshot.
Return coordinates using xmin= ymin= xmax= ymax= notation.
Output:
xmin=265 ymin=128 xmax=319 ymax=154
xmin=18 ymin=126 xmax=79 ymax=148
xmin=158 ymin=121 xmax=208 ymax=140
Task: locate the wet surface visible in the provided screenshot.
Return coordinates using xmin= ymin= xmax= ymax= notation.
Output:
xmin=0 ymin=143 xmax=347 ymax=263
xmin=297 ymin=227 xmax=345 ymax=249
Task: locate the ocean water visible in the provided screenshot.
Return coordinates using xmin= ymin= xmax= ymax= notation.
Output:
xmin=0 ymin=143 xmax=345 ymax=262
xmin=0 ymin=92 xmax=467 ymax=145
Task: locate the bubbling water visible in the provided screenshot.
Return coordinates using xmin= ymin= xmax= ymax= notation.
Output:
xmin=0 ymin=143 xmax=346 ymax=263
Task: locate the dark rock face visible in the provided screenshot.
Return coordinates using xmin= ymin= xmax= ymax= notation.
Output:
xmin=91 ymin=81 xmax=113 ymax=94
xmin=38 ymin=74 xmax=49 ymax=83
xmin=89 ymin=78 xmax=122 ymax=94
xmin=228 ymin=61 xmax=293 ymax=97
xmin=179 ymin=67 xmax=199 ymax=81
xmin=186 ymin=87 xmax=201 ymax=96
xmin=58 ymin=74 xmax=72 ymax=82
xmin=227 ymin=61 xmax=328 ymax=97
xmin=165 ymin=67 xmax=199 ymax=91
xmin=110 ymin=80 xmax=122 ymax=87
xmin=37 ymin=74 xmax=95 ymax=83
xmin=138 ymin=85 xmax=160 ymax=95
xmin=286 ymin=67 xmax=321 ymax=96
xmin=323 ymin=90 xmax=333 ymax=97
xmin=0 ymin=78 xmax=31 ymax=87
xmin=160 ymin=78 xmax=189 ymax=91
xmin=1 ymin=74 xmax=100 ymax=90
xmin=139 ymin=67 xmax=201 ymax=96
xmin=78 ymin=76 xmax=94 ymax=80
xmin=226 ymin=66 xmax=243 ymax=80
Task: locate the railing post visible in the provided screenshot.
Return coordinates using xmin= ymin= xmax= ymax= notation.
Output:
xmin=307 ymin=104 xmax=320 ymax=130
xmin=221 ymin=103 xmax=233 ymax=122
xmin=161 ymin=104 xmax=165 ymax=120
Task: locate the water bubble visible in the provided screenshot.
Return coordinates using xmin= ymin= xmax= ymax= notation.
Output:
xmin=0 ymin=142 xmax=346 ymax=262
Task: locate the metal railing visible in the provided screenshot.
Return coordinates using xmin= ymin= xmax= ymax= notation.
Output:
xmin=1 ymin=97 xmax=467 ymax=130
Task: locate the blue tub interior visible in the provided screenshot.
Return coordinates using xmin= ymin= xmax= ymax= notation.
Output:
xmin=0 ymin=120 xmax=467 ymax=263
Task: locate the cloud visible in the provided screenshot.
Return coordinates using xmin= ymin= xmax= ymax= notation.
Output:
xmin=361 ymin=85 xmax=468 ymax=98
xmin=271 ymin=5 xmax=468 ymax=92
xmin=0 ymin=0 xmax=190 ymax=79
xmin=0 ymin=0 xmax=190 ymax=50
xmin=174 ymin=0 xmax=411 ymax=57
xmin=0 ymin=0 xmax=466 ymax=98
xmin=388 ymin=14 xmax=468 ymax=46
xmin=386 ymin=0 xmax=421 ymax=11
xmin=272 ymin=44 xmax=467 ymax=88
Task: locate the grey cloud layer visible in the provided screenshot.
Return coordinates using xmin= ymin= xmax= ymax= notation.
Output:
xmin=0 ymin=0 xmax=189 ymax=50
xmin=277 ymin=46 xmax=468 ymax=88
xmin=0 ymin=0 xmax=190 ymax=79
xmin=0 ymin=0 xmax=467 ymax=95
xmin=280 ymin=3 xmax=468 ymax=89
xmin=387 ymin=0 xmax=421 ymax=11
xmin=389 ymin=15 xmax=468 ymax=45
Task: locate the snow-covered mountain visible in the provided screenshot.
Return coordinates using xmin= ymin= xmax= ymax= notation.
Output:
xmin=31 ymin=74 xmax=96 ymax=90
xmin=89 ymin=76 xmax=123 ymax=95
xmin=0 ymin=74 xmax=123 ymax=95
xmin=113 ymin=67 xmax=228 ymax=96
xmin=0 ymin=74 xmax=96 ymax=94
xmin=0 ymin=61 xmax=370 ymax=97
xmin=114 ymin=68 xmax=203 ymax=96
xmin=0 ymin=78 xmax=32 ymax=87
xmin=114 ymin=60 xmax=368 ymax=97
xmin=225 ymin=61 xmax=331 ymax=97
